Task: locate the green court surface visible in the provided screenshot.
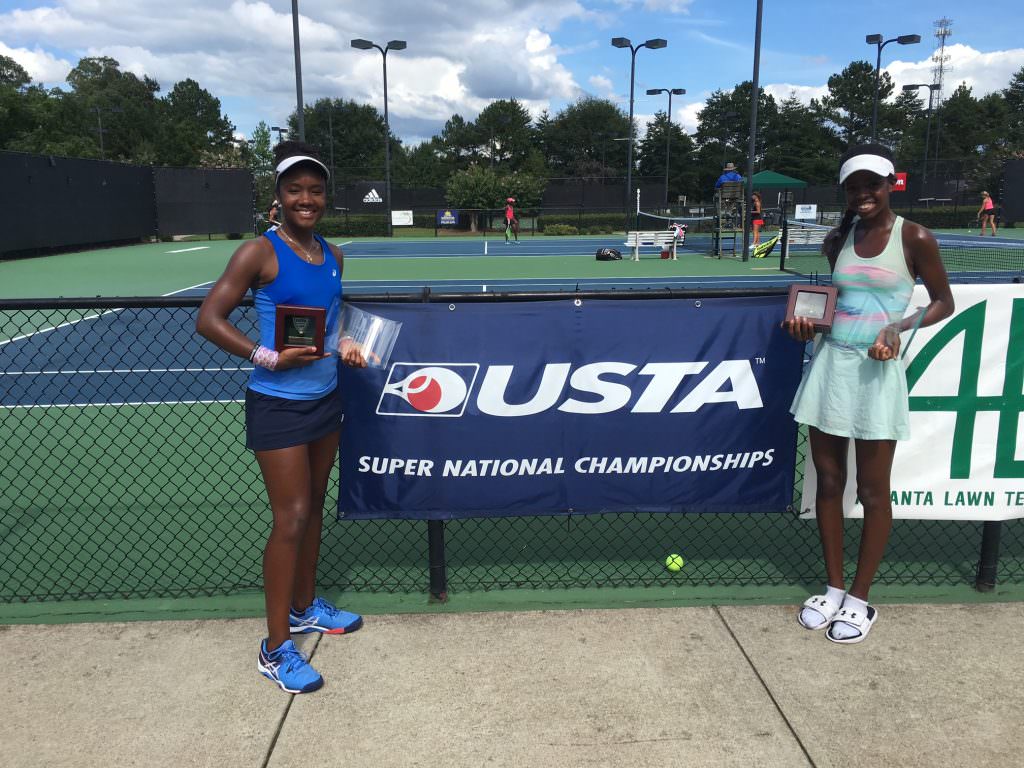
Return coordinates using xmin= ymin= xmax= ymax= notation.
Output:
xmin=0 ymin=234 xmax=797 ymax=301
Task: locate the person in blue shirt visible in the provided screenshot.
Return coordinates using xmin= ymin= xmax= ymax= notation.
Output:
xmin=714 ymin=162 xmax=743 ymax=189
xmin=197 ymin=141 xmax=368 ymax=694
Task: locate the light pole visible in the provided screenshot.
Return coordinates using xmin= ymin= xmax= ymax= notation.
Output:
xmin=352 ymin=38 xmax=406 ymax=237
xmin=742 ymin=0 xmax=764 ymax=262
xmin=612 ymin=36 xmax=667 ymax=233
xmin=866 ymin=32 xmax=920 ymax=142
xmin=902 ymin=83 xmax=940 ymax=186
xmin=646 ymin=87 xmax=685 ymax=209
xmin=92 ymin=105 xmax=122 ymax=160
xmin=290 ymin=0 xmax=305 ymax=141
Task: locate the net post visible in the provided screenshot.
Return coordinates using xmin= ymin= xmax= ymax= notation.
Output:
xmin=974 ymin=520 xmax=1001 ymax=592
xmin=779 ymin=216 xmax=789 ymax=272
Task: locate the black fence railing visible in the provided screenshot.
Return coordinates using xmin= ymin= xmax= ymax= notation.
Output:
xmin=1 ymin=294 xmax=1020 ymax=604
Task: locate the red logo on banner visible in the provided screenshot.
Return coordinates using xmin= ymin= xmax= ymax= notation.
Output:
xmin=894 ymin=172 xmax=907 ymax=191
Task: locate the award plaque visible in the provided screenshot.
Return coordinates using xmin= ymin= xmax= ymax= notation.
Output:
xmin=785 ymin=284 xmax=838 ymax=331
xmin=275 ymin=304 xmax=326 ymax=355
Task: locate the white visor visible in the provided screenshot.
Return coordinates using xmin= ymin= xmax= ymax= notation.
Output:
xmin=276 ymin=155 xmax=330 ymax=180
xmin=839 ymin=154 xmax=894 ymax=185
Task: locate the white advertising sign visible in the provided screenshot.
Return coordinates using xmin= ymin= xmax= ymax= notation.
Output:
xmin=794 ymin=204 xmax=817 ymax=220
xmin=391 ymin=210 xmax=414 ymax=226
xmin=801 ymin=283 xmax=1024 ymax=520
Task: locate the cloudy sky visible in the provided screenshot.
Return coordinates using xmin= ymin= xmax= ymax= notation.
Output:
xmin=2 ymin=0 xmax=1022 ymax=146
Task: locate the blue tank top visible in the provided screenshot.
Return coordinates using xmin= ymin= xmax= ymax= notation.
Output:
xmin=249 ymin=230 xmax=342 ymax=400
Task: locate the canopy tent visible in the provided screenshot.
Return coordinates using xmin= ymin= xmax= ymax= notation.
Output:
xmin=751 ymin=170 xmax=808 ymax=189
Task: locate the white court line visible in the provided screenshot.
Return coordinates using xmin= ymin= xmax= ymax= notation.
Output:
xmin=0 ymin=366 xmax=253 ymax=376
xmin=165 ymin=246 xmax=210 ymax=254
xmin=0 ymin=280 xmax=215 ymax=348
xmin=1 ymin=399 xmax=244 ymax=410
xmin=335 ymin=241 xmax=352 ymax=247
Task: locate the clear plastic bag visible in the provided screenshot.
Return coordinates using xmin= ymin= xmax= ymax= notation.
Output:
xmin=338 ymin=304 xmax=402 ymax=369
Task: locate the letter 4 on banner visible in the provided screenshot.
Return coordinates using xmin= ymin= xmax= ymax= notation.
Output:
xmin=337 ymin=297 xmax=805 ymax=520
xmin=801 ymin=283 xmax=1024 ymax=521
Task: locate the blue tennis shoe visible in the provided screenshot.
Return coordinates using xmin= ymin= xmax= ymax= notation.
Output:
xmin=257 ymin=639 xmax=323 ymax=694
xmin=289 ymin=597 xmax=363 ymax=635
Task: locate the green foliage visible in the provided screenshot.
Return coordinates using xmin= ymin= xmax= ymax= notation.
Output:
xmin=543 ymin=224 xmax=578 ymax=236
xmin=638 ymin=110 xmax=698 ymax=203
xmin=445 ymin=165 xmax=545 ymax=209
xmin=0 ymin=55 xmax=30 ymax=89
xmin=537 ymin=97 xmax=631 ymax=177
xmin=539 ymin=212 xmax=623 ymax=233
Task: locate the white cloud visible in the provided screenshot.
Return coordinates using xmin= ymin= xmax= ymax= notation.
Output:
xmin=588 ymin=75 xmax=615 ymax=97
xmin=761 ymin=83 xmax=829 ymax=105
xmin=0 ymin=0 xmax=589 ymax=140
xmin=643 ymin=0 xmax=695 ymax=12
xmin=885 ymin=43 xmax=1024 ymax=100
xmin=0 ymin=42 xmax=73 ymax=83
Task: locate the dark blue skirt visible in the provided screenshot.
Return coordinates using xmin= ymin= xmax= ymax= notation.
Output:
xmin=244 ymin=388 xmax=343 ymax=451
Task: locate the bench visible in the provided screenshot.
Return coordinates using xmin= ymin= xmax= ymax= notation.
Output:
xmin=623 ymin=230 xmax=679 ymax=262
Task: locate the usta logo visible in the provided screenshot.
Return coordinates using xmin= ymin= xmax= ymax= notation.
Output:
xmin=377 ymin=361 xmax=763 ymax=417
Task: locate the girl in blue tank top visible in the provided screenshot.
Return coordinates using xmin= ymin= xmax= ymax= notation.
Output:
xmin=197 ymin=142 xmax=369 ymax=694
xmin=784 ymin=144 xmax=954 ymax=645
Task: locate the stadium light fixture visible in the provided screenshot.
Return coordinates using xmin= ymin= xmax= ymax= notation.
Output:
xmin=646 ymin=88 xmax=686 ymax=207
xmin=611 ymin=36 xmax=669 ymax=232
xmin=866 ymin=32 xmax=920 ymax=141
xmin=351 ymin=38 xmax=407 ymax=236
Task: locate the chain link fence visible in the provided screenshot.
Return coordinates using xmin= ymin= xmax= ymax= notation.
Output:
xmin=1 ymin=296 xmax=1020 ymax=604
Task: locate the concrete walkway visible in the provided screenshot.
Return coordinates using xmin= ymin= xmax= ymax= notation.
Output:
xmin=3 ymin=603 xmax=1021 ymax=767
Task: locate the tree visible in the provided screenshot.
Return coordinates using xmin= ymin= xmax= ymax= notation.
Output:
xmin=394 ymin=138 xmax=451 ymax=188
xmin=536 ymin=97 xmax=630 ymax=177
xmin=0 ymin=55 xmax=35 ymax=148
xmin=816 ymin=60 xmax=893 ymax=145
xmin=1002 ymin=66 xmax=1024 ymax=149
xmin=437 ymin=114 xmax=477 ymax=170
xmin=473 ymin=99 xmax=534 ymax=169
xmin=0 ymin=54 xmax=30 ymax=89
xmin=445 ymin=165 xmax=545 ymax=230
xmin=761 ymin=94 xmax=840 ymax=185
xmin=695 ymin=82 xmax=778 ymax=196
xmin=64 ymin=56 xmax=161 ymax=161
xmin=637 ymin=111 xmax=697 ymax=205
xmin=158 ymin=78 xmax=235 ymax=167
xmin=292 ymin=98 xmax=389 ymax=183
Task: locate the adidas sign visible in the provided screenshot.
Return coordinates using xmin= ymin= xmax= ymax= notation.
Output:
xmin=363 ymin=188 xmax=383 ymax=203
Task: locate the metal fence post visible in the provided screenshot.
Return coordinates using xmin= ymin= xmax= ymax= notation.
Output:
xmin=975 ymin=520 xmax=1002 ymax=592
xmin=416 ymin=284 xmax=449 ymax=602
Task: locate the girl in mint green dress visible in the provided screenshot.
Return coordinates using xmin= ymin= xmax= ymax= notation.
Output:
xmin=784 ymin=144 xmax=954 ymax=644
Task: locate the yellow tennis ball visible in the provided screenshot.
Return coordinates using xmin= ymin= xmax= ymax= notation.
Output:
xmin=664 ymin=554 xmax=684 ymax=572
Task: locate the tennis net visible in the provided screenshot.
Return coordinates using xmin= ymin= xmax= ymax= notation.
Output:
xmin=782 ymin=219 xmax=1024 ymax=278
xmin=636 ymin=211 xmax=715 ymax=234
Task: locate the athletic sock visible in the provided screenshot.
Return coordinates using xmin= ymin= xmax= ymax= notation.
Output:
xmin=800 ymin=584 xmax=846 ymax=628
xmin=830 ymin=594 xmax=868 ymax=639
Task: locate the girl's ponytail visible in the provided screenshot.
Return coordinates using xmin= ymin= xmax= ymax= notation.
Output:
xmin=823 ymin=209 xmax=856 ymax=263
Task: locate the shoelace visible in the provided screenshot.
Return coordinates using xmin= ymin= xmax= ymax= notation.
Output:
xmin=273 ymin=643 xmax=308 ymax=673
xmin=312 ymin=597 xmax=340 ymax=617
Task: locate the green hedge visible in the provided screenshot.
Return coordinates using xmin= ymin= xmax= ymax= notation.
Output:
xmin=893 ymin=207 xmax=982 ymax=228
xmin=316 ymin=213 xmax=437 ymax=237
xmin=539 ymin=212 xmax=623 ymax=233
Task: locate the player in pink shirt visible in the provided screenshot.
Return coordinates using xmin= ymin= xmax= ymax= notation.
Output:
xmin=504 ymin=197 xmax=519 ymax=244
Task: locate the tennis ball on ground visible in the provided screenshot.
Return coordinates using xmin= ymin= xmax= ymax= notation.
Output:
xmin=664 ymin=554 xmax=685 ymax=572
